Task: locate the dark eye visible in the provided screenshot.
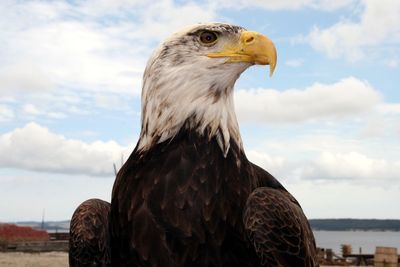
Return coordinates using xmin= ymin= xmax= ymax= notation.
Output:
xmin=199 ymin=31 xmax=218 ymax=45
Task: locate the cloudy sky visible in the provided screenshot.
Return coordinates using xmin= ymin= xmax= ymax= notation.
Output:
xmin=1 ymin=0 xmax=399 ymax=222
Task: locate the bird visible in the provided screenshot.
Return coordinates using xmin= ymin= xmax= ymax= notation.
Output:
xmin=69 ymin=22 xmax=319 ymax=267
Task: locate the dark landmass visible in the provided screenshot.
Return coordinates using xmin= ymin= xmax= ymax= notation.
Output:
xmin=12 ymin=220 xmax=70 ymax=232
xmin=5 ymin=219 xmax=400 ymax=232
xmin=310 ymin=219 xmax=400 ymax=231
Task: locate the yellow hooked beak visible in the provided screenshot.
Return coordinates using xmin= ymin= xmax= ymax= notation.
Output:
xmin=207 ymin=31 xmax=277 ymax=77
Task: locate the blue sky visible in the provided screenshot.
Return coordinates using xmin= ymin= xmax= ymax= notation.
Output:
xmin=0 ymin=0 xmax=399 ymax=222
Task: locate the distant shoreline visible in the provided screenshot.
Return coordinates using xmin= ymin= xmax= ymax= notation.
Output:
xmin=4 ymin=218 xmax=400 ymax=232
xmin=309 ymin=219 xmax=400 ymax=231
xmin=313 ymin=229 xmax=400 ymax=232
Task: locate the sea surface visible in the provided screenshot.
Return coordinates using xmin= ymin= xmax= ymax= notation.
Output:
xmin=313 ymin=230 xmax=400 ymax=255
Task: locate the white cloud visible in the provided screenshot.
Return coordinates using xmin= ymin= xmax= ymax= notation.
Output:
xmin=0 ymin=0 xmax=218 ymax=97
xmin=310 ymin=0 xmax=357 ymax=11
xmin=10 ymin=21 xmax=143 ymax=94
xmin=94 ymin=93 xmax=134 ymax=110
xmin=246 ymin=150 xmax=286 ymax=176
xmin=308 ymin=0 xmax=400 ymax=61
xmin=0 ymin=64 xmax=54 ymax=96
xmin=215 ymin=0 xmax=312 ymax=10
xmin=357 ymin=103 xmax=400 ymax=140
xmin=72 ymin=0 xmax=145 ymax=17
xmin=23 ymin=104 xmax=41 ymax=116
xmin=386 ymin=59 xmax=399 ymax=68
xmin=302 ymin=151 xmax=400 ymax=181
xmin=0 ymin=122 xmax=134 ymax=176
xmin=215 ymin=0 xmax=356 ymax=11
xmin=47 ymin=112 xmax=67 ymax=119
xmin=285 ymin=58 xmax=304 ymax=67
xmin=0 ymin=0 xmax=221 ymax=125
xmin=22 ymin=103 xmax=68 ymax=120
xmin=244 ymin=134 xmax=400 ymax=186
xmin=359 ymin=117 xmax=386 ymax=138
xmin=0 ymin=105 xmax=14 ymax=121
xmin=285 ymin=181 xmax=400 ymax=219
xmin=235 ymin=77 xmax=381 ymax=123
xmin=6 ymin=120 xmax=396 ymax=185
xmin=377 ymin=103 xmax=400 ymax=114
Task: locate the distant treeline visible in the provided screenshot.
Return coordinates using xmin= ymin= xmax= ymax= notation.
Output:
xmin=309 ymin=219 xmax=400 ymax=231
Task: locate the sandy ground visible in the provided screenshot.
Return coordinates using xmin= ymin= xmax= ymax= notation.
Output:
xmin=0 ymin=252 xmax=68 ymax=267
xmin=0 ymin=252 xmax=355 ymax=267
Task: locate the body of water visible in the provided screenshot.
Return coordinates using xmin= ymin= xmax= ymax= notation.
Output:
xmin=313 ymin=230 xmax=400 ymax=255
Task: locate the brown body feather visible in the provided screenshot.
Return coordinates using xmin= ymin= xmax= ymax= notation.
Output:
xmin=244 ymin=188 xmax=318 ymax=266
xmin=108 ymin=126 xmax=318 ymax=267
xmin=69 ymin=199 xmax=111 ymax=267
xmin=69 ymin=128 xmax=318 ymax=266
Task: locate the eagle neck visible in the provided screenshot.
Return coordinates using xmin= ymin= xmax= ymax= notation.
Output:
xmin=137 ymin=83 xmax=243 ymax=157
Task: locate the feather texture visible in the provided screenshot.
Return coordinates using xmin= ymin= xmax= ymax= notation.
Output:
xmin=244 ymin=187 xmax=319 ymax=267
xmin=109 ymin=126 xmax=319 ymax=266
xmin=69 ymin=199 xmax=111 ymax=267
xmin=111 ymin=129 xmax=259 ymax=267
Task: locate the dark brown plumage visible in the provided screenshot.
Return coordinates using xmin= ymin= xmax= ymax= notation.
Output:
xmin=109 ymin=127 xmax=318 ymax=267
xmin=244 ymin=188 xmax=318 ymax=266
xmin=69 ymin=199 xmax=111 ymax=266
xmin=69 ymin=22 xmax=319 ymax=267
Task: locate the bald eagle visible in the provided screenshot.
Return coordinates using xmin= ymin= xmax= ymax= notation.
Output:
xmin=69 ymin=23 xmax=318 ymax=267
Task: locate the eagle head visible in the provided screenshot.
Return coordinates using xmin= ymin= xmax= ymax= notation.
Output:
xmin=138 ymin=23 xmax=276 ymax=156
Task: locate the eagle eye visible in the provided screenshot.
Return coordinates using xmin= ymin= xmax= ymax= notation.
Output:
xmin=199 ymin=31 xmax=218 ymax=45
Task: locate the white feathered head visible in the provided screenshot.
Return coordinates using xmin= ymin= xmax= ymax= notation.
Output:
xmin=138 ymin=23 xmax=276 ymax=156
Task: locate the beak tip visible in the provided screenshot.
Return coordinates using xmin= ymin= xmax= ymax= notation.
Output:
xmin=269 ymin=63 xmax=276 ymax=77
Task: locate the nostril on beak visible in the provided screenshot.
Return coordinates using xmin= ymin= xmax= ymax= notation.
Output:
xmin=245 ymin=36 xmax=255 ymax=44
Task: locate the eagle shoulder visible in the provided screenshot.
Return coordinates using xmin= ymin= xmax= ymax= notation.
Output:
xmin=69 ymin=198 xmax=111 ymax=267
xmin=243 ymin=186 xmax=319 ymax=267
